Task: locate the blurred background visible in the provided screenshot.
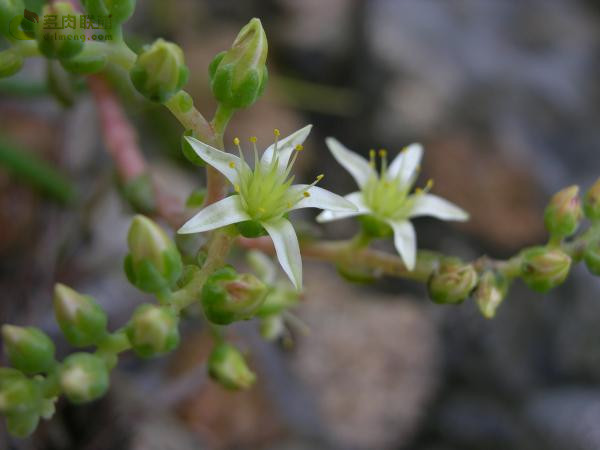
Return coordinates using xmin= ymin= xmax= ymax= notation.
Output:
xmin=1 ymin=0 xmax=600 ymax=449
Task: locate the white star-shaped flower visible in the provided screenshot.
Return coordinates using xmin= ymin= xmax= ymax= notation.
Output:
xmin=317 ymin=138 xmax=469 ymax=270
xmin=178 ymin=126 xmax=357 ymax=289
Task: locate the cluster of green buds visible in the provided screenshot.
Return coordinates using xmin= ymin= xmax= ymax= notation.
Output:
xmin=209 ymin=18 xmax=268 ymax=110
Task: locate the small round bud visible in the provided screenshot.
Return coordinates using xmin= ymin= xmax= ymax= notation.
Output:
xmin=0 ymin=371 xmax=40 ymax=416
xmin=36 ymin=3 xmax=84 ymax=60
xmin=81 ymin=0 xmax=136 ymax=25
xmin=2 ymin=325 xmax=55 ymax=374
xmin=358 ymin=215 xmax=393 ymax=239
xmin=181 ymin=130 xmax=206 ymax=167
xmin=544 ymin=185 xmax=582 ymax=238
xmin=584 ymin=241 xmax=600 ymax=276
xmin=584 ymin=178 xmax=600 ymax=221
xmin=208 ymin=343 xmax=256 ymax=390
xmin=0 ymin=50 xmax=23 ymax=79
xmin=126 ymin=304 xmax=180 ymax=358
xmin=428 ymin=260 xmax=478 ymax=304
xmin=124 ymin=215 xmax=183 ymax=293
xmin=5 ymin=410 xmax=40 ymax=438
xmin=53 ymin=284 xmax=108 ymax=347
xmin=474 ymin=271 xmax=508 ymax=319
xmin=130 ymin=38 xmax=189 ymax=103
xmin=520 ymin=246 xmax=571 ymax=293
xmin=60 ymin=353 xmax=109 ymax=404
xmin=209 ymin=18 xmax=268 ymax=109
xmin=201 ymin=267 xmax=268 ymax=325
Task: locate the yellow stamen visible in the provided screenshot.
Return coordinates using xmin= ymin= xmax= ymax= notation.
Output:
xmin=378 ymin=149 xmax=387 ymax=158
xmin=234 ymin=184 xmax=240 ymax=193
xmin=415 ymin=187 xmax=423 ymax=194
xmin=274 ymin=129 xmax=280 ymax=137
xmin=426 ymin=179 xmax=434 ymax=190
xmin=316 ymin=174 xmax=324 ymax=181
xmin=233 ymin=137 xmax=240 ymax=146
xmin=249 ymin=136 xmax=257 ymax=143
xmin=295 ymin=144 xmax=304 ymax=151
xmin=228 ymin=162 xmax=235 ymax=168
xmin=303 ymin=191 xmax=311 ymax=197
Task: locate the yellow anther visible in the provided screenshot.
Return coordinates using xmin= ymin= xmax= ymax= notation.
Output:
xmin=415 ymin=187 xmax=423 ymax=194
xmin=233 ymin=137 xmax=240 ymax=146
xmin=426 ymin=179 xmax=434 ymax=190
xmin=303 ymin=191 xmax=311 ymax=198
xmin=378 ymin=149 xmax=387 ymax=158
xmin=249 ymin=136 xmax=257 ymax=143
xmin=295 ymin=144 xmax=304 ymax=151
xmin=316 ymin=174 xmax=324 ymax=181
xmin=274 ymin=129 xmax=280 ymax=137
xmin=228 ymin=161 xmax=235 ymax=168
xmin=234 ymin=184 xmax=240 ymax=193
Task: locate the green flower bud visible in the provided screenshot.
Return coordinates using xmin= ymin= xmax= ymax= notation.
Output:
xmin=544 ymin=185 xmax=582 ymax=238
xmin=36 ymin=3 xmax=84 ymax=60
xmin=181 ymin=130 xmax=206 ymax=167
xmin=208 ymin=343 xmax=256 ymax=390
xmin=130 ymin=38 xmax=189 ymax=103
xmin=259 ymin=315 xmax=284 ymax=341
xmin=474 ymin=271 xmax=508 ymax=319
xmin=0 ymin=371 xmax=40 ymax=415
xmin=209 ymin=18 xmax=268 ymax=109
xmin=81 ymin=0 xmax=136 ymax=25
xmin=520 ymin=246 xmax=571 ymax=293
xmin=358 ymin=215 xmax=393 ymax=239
xmin=2 ymin=326 xmax=55 ymax=374
xmin=0 ymin=50 xmax=23 ymax=78
xmin=584 ymin=240 xmax=600 ymax=276
xmin=53 ymin=284 xmax=108 ymax=347
xmin=584 ymin=178 xmax=600 ymax=221
xmin=60 ymin=353 xmax=109 ymax=404
xmin=5 ymin=410 xmax=40 ymax=438
xmin=201 ymin=267 xmax=268 ymax=325
xmin=126 ymin=304 xmax=179 ymax=358
xmin=124 ymin=215 xmax=183 ymax=293
xmin=428 ymin=260 xmax=478 ymax=304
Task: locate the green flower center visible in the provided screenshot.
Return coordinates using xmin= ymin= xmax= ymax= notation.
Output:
xmin=362 ymin=149 xmax=431 ymax=221
xmin=231 ymin=132 xmax=322 ymax=222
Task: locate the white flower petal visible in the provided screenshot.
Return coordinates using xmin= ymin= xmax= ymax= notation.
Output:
xmin=316 ymin=191 xmax=370 ymax=222
xmin=325 ymin=137 xmax=376 ymax=188
xmin=409 ymin=194 xmax=469 ymax=221
xmin=387 ymin=143 xmax=423 ymax=185
xmin=261 ymin=125 xmax=313 ymax=172
xmin=262 ymin=217 xmax=302 ymax=290
xmin=184 ymin=136 xmax=247 ymax=185
xmin=178 ymin=195 xmax=250 ymax=234
xmin=387 ymin=220 xmax=417 ymax=271
xmin=288 ymin=185 xmax=358 ymax=212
